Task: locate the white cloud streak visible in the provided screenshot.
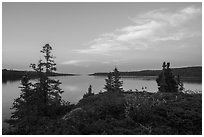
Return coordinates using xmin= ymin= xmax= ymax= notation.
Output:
xmin=75 ymin=6 xmax=201 ymax=55
xmin=61 ymin=60 xmax=88 ymax=65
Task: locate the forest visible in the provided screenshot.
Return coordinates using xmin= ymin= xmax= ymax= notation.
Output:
xmin=2 ymin=69 xmax=76 ymax=83
xmin=90 ymin=66 xmax=202 ymax=80
xmin=3 ymin=44 xmax=202 ymax=135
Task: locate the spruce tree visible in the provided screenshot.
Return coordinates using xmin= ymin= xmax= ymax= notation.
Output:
xmin=156 ymin=62 xmax=168 ymax=92
xmin=40 ymin=44 xmax=57 ymax=74
xmin=5 ymin=74 xmax=37 ymax=134
xmin=30 ymin=59 xmax=48 ymax=116
xmin=6 ymin=44 xmax=69 ymax=134
xmin=104 ymin=68 xmax=123 ymax=92
xmin=83 ymin=85 xmax=94 ymax=98
xmin=112 ymin=67 xmax=123 ymax=92
xmin=8 ymin=44 xmax=63 ymax=122
xmin=156 ymin=62 xmax=180 ymax=92
xmin=88 ymin=85 xmax=92 ymax=94
xmin=31 ymin=44 xmax=63 ymax=116
xmin=104 ymin=72 xmax=114 ymax=92
xmin=177 ymin=75 xmax=184 ymax=91
xmin=165 ymin=62 xmax=178 ymax=92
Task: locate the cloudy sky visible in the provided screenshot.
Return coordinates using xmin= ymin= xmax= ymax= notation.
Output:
xmin=3 ymin=2 xmax=202 ymax=74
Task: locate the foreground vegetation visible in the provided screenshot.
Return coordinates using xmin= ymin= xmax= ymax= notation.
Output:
xmin=76 ymin=91 xmax=202 ymax=135
xmin=3 ymin=44 xmax=202 ymax=135
xmin=3 ymin=91 xmax=201 ymax=135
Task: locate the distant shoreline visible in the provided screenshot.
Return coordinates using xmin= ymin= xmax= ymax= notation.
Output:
xmin=89 ymin=66 xmax=202 ymax=83
xmin=2 ymin=69 xmax=79 ymax=82
xmin=90 ymin=66 xmax=201 ymax=77
xmin=3 ymin=66 xmax=202 ymax=82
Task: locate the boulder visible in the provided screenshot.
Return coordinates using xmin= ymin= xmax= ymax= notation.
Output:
xmin=62 ymin=107 xmax=85 ymax=123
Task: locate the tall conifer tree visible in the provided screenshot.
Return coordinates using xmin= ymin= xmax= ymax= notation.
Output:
xmin=31 ymin=44 xmax=63 ymax=116
xmin=104 ymin=72 xmax=114 ymax=92
xmin=112 ymin=67 xmax=123 ymax=92
xmin=7 ymin=44 xmax=64 ymax=133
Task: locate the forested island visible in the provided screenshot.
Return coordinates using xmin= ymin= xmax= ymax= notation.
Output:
xmin=3 ymin=44 xmax=202 ymax=135
xmin=90 ymin=66 xmax=202 ymax=77
xmin=2 ymin=69 xmax=78 ymax=83
xmin=90 ymin=66 xmax=202 ymax=82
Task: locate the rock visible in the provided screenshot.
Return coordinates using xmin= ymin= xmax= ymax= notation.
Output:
xmin=62 ymin=107 xmax=84 ymax=122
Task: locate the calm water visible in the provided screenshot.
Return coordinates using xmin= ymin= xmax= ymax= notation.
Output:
xmin=2 ymin=75 xmax=202 ymax=128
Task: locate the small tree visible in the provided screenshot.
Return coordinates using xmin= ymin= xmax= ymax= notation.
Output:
xmin=156 ymin=62 xmax=168 ymax=92
xmin=104 ymin=72 xmax=114 ymax=92
xmin=112 ymin=67 xmax=123 ymax=92
xmin=83 ymin=85 xmax=94 ymax=98
xmin=177 ymin=75 xmax=184 ymax=91
xmin=88 ymin=85 xmax=92 ymax=94
xmin=156 ymin=62 xmax=180 ymax=92
xmin=104 ymin=68 xmax=123 ymax=92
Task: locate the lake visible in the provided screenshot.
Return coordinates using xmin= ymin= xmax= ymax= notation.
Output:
xmin=2 ymin=75 xmax=202 ymax=128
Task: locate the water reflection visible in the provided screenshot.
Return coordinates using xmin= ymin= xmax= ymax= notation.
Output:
xmin=120 ymin=76 xmax=202 ymax=83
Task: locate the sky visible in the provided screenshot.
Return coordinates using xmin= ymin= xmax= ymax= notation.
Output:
xmin=2 ymin=2 xmax=202 ymax=74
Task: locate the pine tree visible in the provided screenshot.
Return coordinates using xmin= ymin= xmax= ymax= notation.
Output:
xmin=112 ymin=67 xmax=123 ymax=92
xmin=83 ymin=85 xmax=94 ymax=98
xmin=165 ymin=62 xmax=178 ymax=92
xmin=31 ymin=44 xmax=63 ymax=116
xmin=30 ymin=59 xmax=48 ymax=116
xmin=156 ymin=62 xmax=168 ymax=92
xmin=88 ymin=85 xmax=92 ymax=94
xmin=6 ymin=44 xmax=68 ymax=134
xmin=40 ymin=44 xmax=57 ymax=74
xmin=104 ymin=68 xmax=123 ymax=92
xmin=104 ymin=72 xmax=114 ymax=92
xmin=5 ymin=74 xmax=37 ymax=133
xmin=156 ymin=62 xmax=180 ymax=92
xmin=177 ymin=75 xmax=184 ymax=91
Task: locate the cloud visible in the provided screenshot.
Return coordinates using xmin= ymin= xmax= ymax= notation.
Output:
xmin=116 ymin=21 xmax=161 ymax=42
xmin=101 ymin=59 xmax=127 ymax=64
xmin=137 ymin=6 xmax=201 ymax=26
xmin=61 ymin=60 xmax=88 ymax=65
xmin=75 ymin=6 xmax=201 ymax=55
xmin=61 ymin=58 xmax=128 ymax=67
xmin=181 ymin=6 xmax=201 ymax=15
xmin=76 ymin=43 xmax=129 ymax=55
xmin=152 ymin=29 xmax=201 ymax=42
